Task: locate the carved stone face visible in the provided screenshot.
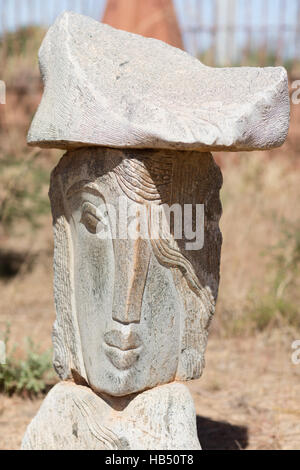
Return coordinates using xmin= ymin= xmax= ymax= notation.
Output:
xmin=49 ymin=147 xmax=222 ymax=397
xmin=67 ymin=185 xmax=181 ymax=396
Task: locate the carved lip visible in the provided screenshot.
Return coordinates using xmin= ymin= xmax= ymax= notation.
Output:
xmin=104 ymin=330 xmax=142 ymax=351
xmin=104 ymin=330 xmax=142 ymax=370
xmin=104 ymin=346 xmax=141 ymax=370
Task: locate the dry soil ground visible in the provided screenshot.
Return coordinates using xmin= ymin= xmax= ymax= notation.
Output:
xmin=1 ymin=332 xmax=299 ymax=450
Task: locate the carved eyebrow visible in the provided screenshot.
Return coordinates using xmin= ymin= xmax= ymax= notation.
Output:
xmin=66 ymin=180 xmax=103 ymax=199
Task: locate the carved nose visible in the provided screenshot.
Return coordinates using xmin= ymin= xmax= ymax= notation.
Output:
xmin=112 ymin=237 xmax=150 ymax=324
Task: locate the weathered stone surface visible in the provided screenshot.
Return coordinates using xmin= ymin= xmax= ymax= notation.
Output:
xmin=22 ymin=146 xmax=221 ymax=449
xmin=48 ymin=148 xmax=222 ymax=397
xmin=21 ymin=381 xmax=201 ymax=450
xmin=22 ymin=11 xmax=290 ymax=450
xmin=28 ymin=11 xmax=289 ymax=152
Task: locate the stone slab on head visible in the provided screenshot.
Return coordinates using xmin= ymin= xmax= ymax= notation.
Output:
xmin=28 ymin=11 xmax=290 ymax=152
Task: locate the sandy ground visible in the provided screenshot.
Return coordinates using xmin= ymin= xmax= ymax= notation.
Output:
xmin=1 ymin=332 xmax=299 ymax=450
xmin=191 ymin=333 xmax=300 ymax=450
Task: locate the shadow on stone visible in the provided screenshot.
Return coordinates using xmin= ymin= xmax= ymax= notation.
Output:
xmin=196 ymin=415 xmax=249 ymax=450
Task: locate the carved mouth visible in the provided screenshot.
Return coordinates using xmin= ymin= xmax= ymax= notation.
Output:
xmin=104 ymin=346 xmax=141 ymax=370
xmin=104 ymin=330 xmax=142 ymax=351
xmin=104 ymin=330 xmax=142 ymax=370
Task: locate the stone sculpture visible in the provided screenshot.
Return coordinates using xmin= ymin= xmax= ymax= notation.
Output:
xmin=22 ymin=12 xmax=289 ymax=450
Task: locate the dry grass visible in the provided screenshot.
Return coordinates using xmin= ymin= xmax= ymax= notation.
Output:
xmin=214 ymin=151 xmax=300 ymax=336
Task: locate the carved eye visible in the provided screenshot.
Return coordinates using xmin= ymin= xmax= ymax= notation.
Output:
xmin=80 ymin=203 xmax=108 ymax=235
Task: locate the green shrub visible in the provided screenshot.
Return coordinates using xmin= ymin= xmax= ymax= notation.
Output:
xmin=0 ymin=325 xmax=54 ymax=397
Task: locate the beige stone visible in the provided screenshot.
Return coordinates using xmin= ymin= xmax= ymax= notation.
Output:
xmin=22 ymin=147 xmax=221 ymax=449
xmin=22 ymin=382 xmax=200 ymax=450
xmin=28 ymin=12 xmax=289 ymax=153
xmin=49 ymin=148 xmax=222 ymax=394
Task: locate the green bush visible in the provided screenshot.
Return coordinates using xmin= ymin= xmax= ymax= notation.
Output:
xmin=0 ymin=325 xmax=54 ymax=397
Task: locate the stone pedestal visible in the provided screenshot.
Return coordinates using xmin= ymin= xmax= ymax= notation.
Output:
xmin=22 ymin=382 xmax=200 ymax=450
xmin=22 ymin=12 xmax=289 ymax=450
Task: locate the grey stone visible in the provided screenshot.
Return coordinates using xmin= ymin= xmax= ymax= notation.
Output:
xmin=22 ymin=146 xmax=221 ymax=450
xmin=22 ymin=11 xmax=290 ymax=450
xmin=21 ymin=381 xmax=201 ymax=450
xmin=48 ymin=148 xmax=222 ymax=395
xmin=28 ymin=11 xmax=290 ymax=153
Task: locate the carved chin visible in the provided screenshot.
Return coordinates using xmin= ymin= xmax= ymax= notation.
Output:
xmin=104 ymin=345 xmax=142 ymax=370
